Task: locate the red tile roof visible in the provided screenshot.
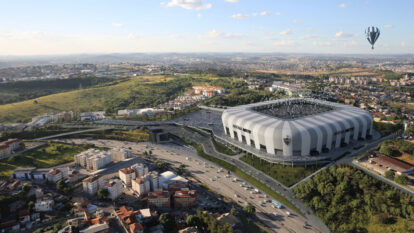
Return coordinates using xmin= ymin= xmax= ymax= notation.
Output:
xmin=129 ymin=222 xmax=143 ymax=233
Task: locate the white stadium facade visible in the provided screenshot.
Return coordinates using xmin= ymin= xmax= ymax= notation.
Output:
xmin=221 ymin=98 xmax=373 ymax=158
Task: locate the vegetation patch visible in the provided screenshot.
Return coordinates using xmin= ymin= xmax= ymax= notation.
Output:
xmin=62 ymin=128 xmax=149 ymax=142
xmin=373 ymin=121 xmax=403 ymax=137
xmin=0 ymin=76 xmax=191 ymax=123
xmin=240 ymin=155 xmax=326 ymax=187
xmin=294 ymin=164 xmax=414 ymax=233
xmin=0 ymin=126 xmax=82 ymax=141
xmin=0 ymin=142 xmax=92 ymax=178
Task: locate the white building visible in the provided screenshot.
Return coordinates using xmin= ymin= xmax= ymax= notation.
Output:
xmin=109 ymin=148 xmax=133 ymax=161
xmin=106 ymin=179 xmax=123 ymax=200
xmin=133 ymin=163 xmax=148 ymax=177
xmin=160 ymin=171 xmax=187 ymax=189
xmin=119 ymin=167 xmax=136 ymax=187
xmin=131 ymin=177 xmax=150 ymax=196
xmin=82 ymin=175 xmax=105 ymax=195
xmin=74 ymin=149 xmax=112 ymax=171
xmin=46 ymin=168 xmax=63 ymax=183
xmin=35 ymin=199 xmax=54 ymax=212
xmin=149 ymin=171 xmax=160 ymax=191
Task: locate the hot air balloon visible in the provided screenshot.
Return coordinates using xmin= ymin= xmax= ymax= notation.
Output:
xmin=365 ymin=26 xmax=380 ymax=49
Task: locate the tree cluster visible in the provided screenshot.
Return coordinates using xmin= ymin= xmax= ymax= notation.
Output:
xmin=294 ymin=165 xmax=414 ymax=232
xmin=195 ymin=208 xmax=234 ymax=233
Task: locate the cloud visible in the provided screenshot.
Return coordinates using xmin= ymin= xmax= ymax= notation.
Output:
xmin=274 ymin=40 xmax=295 ymax=47
xmin=252 ymin=12 xmax=258 ymax=17
xmin=338 ymin=3 xmax=346 ymax=8
xmin=197 ymin=13 xmax=202 ymax=18
xmin=279 ymin=29 xmax=292 ymax=35
xmin=166 ymin=0 xmax=212 ymax=10
xmin=225 ymin=0 xmax=239 ymax=2
xmin=260 ymin=11 xmax=270 ymax=16
xmin=112 ymin=23 xmax=123 ymax=27
xmin=401 ymin=41 xmax=406 ymax=47
xmin=293 ymin=19 xmax=300 ymax=24
xmin=275 ymin=12 xmax=281 ymax=16
xmin=200 ymin=29 xmax=244 ymax=39
xmin=384 ymin=24 xmax=393 ymax=29
xmin=231 ymin=13 xmax=249 ymax=19
xmin=335 ymin=31 xmax=357 ymax=38
xmin=313 ymin=41 xmax=332 ymax=47
xmin=301 ymin=34 xmax=320 ymax=40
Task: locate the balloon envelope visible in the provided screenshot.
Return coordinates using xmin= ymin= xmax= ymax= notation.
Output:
xmin=365 ymin=26 xmax=380 ymax=49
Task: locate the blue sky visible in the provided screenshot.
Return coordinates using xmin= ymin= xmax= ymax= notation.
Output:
xmin=0 ymin=0 xmax=412 ymax=55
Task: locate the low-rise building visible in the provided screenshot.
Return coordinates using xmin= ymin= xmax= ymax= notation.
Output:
xmin=173 ymin=188 xmax=197 ymax=208
xmin=148 ymin=190 xmax=170 ymax=208
xmin=0 ymin=138 xmax=23 ymax=157
xmin=46 ymin=168 xmax=63 ymax=183
xmin=82 ymin=175 xmax=105 ymax=195
xmin=35 ymin=199 xmax=54 ymax=212
xmin=106 ymin=179 xmax=123 ymax=200
xmin=368 ymin=155 xmax=414 ymax=176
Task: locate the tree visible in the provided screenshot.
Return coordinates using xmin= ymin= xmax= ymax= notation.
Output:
xmin=97 ymin=189 xmax=109 ymax=200
xmin=395 ymin=175 xmax=408 ymax=185
xmin=243 ymin=204 xmax=256 ymax=215
xmin=230 ymin=207 xmax=237 ymax=216
xmin=177 ymin=164 xmax=186 ymax=175
xmin=186 ymin=215 xmax=201 ymax=227
xmin=385 ymin=170 xmax=395 ymax=180
xmin=159 ymin=213 xmax=175 ymax=230
xmin=57 ymin=180 xmax=66 ymax=191
xmin=28 ymin=201 xmax=35 ymax=212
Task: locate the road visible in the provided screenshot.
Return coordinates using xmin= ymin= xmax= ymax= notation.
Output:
xmin=57 ymin=138 xmax=321 ymax=233
xmin=158 ymin=124 xmax=330 ymax=233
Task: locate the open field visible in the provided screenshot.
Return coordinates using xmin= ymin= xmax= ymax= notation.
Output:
xmin=0 ymin=75 xmax=191 ymax=123
xmin=240 ymin=155 xmax=325 ymax=187
xmin=0 ymin=142 xmax=92 ymax=178
xmin=0 ymin=76 xmax=117 ymax=105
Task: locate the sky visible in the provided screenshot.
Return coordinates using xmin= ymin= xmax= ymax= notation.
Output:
xmin=0 ymin=0 xmax=413 ymax=55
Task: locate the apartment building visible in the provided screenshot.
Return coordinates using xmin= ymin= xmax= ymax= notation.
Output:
xmin=119 ymin=168 xmax=136 ymax=187
xmin=106 ymin=179 xmax=123 ymax=200
xmin=148 ymin=190 xmax=170 ymax=208
xmin=173 ymin=188 xmax=197 ymax=208
xmin=109 ymin=148 xmax=133 ymax=161
xmin=74 ymin=149 xmax=112 ymax=171
xmin=82 ymin=175 xmax=105 ymax=195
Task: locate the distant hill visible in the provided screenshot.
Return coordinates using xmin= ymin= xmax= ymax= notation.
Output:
xmin=0 ymin=76 xmax=191 ymax=123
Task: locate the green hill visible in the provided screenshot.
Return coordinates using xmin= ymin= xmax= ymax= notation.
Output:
xmin=0 ymin=76 xmax=191 ymax=123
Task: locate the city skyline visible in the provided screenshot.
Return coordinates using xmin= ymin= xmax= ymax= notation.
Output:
xmin=0 ymin=0 xmax=413 ymax=55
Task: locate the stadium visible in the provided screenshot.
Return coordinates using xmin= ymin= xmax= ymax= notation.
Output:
xmin=221 ymin=98 xmax=373 ymax=158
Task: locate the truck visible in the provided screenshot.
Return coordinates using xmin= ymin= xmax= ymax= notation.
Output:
xmin=272 ymin=200 xmax=283 ymax=209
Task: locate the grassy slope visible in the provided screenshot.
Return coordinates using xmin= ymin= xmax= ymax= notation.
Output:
xmin=240 ymin=155 xmax=325 ymax=187
xmin=0 ymin=76 xmax=170 ymax=123
xmin=0 ymin=142 xmax=91 ymax=177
